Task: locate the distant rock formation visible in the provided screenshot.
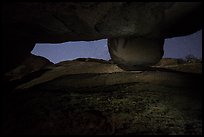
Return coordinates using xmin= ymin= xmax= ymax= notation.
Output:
xmin=15 ymin=59 xmax=124 ymax=89
xmin=10 ymin=57 xmax=201 ymax=90
xmin=155 ymin=58 xmax=202 ymax=74
xmin=73 ymin=58 xmax=112 ymax=64
xmin=156 ymin=58 xmax=184 ymax=66
xmin=4 ymin=54 xmax=53 ymax=81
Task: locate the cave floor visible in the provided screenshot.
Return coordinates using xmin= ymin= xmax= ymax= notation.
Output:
xmin=1 ymin=69 xmax=202 ymax=135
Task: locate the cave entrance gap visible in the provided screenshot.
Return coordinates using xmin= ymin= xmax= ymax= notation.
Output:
xmin=31 ymin=39 xmax=110 ymax=64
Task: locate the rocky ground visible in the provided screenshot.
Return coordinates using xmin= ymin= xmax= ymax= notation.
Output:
xmin=1 ymin=58 xmax=202 ymax=135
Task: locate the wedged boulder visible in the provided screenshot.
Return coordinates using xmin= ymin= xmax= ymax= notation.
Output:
xmin=108 ymin=37 xmax=164 ymax=70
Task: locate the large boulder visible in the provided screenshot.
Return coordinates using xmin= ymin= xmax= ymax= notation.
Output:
xmin=108 ymin=37 xmax=164 ymax=70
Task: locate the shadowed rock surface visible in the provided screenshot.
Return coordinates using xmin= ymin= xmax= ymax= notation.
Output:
xmin=1 ymin=58 xmax=202 ymax=135
xmin=4 ymin=54 xmax=54 ymax=81
xmin=2 ymin=2 xmax=202 ymax=42
xmin=1 ymin=2 xmax=202 ymax=135
xmin=1 ymin=2 xmax=202 ymax=72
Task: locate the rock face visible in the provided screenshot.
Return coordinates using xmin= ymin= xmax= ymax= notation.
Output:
xmin=4 ymin=54 xmax=53 ymax=81
xmin=15 ymin=59 xmax=124 ymax=89
xmin=13 ymin=58 xmax=202 ymax=90
xmin=1 ymin=59 xmax=202 ymax=135
xmin=1 ymin=2 xmax=202 ymax=72
xmin=108 ymin=37 xmax=164 ymax=70
xmin=2 ymin=2 xmax=202 ymax=42
xmin=155 ymin=58 xmax=202 ymax=74
xmin=1 ymin=2 xmax=202 ymax=134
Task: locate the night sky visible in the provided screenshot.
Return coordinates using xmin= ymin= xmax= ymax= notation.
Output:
xmin=32 ymin=30 xmax=202 ymax=64
xmin=163 ymin=30 xmax=202 ymax=59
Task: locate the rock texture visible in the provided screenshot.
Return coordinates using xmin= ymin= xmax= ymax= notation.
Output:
xmin=15 ymin=59 xmax=124 ymax=89
xmin=155 ymin=58 xmax=202 ymax=74
xmin=1 ymin=59 xmax=202 ymax=135
xmin=108 ymin=37 xmax=164 ymax=70
xmin=2 ymin=2 xmax=202 ymax=42
xmin=14 ymin=58 xmax=202 ymax=90
xmin=4 ymin=54 xmax=54 ymax=81
xmin=1 ymin=2 xmax=202 ymax=72
xmin=1 ymin=2 xmax=202 ymax=133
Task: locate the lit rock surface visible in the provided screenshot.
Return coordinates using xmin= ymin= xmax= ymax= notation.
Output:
xmin=2 ymin=59 xmax=202 ymax=135
xmin=108 ymin=37 xmax=164 ymax=70
xmin=15 ymin=59 xmax=124 ymax=89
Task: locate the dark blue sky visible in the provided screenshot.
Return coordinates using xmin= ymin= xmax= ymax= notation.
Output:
xmin=32 ymin=39 xmax=110 ymax=63
xmin=32 ymin=30 xmax=202 ymax=64
xmin=163 ymin=30 xmax=202 ymax=59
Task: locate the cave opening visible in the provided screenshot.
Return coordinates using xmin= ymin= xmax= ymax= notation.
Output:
xmin=31 ymin=39 xmax=110 ymax=64
xmin=163 ymin=29 xmax=202 ymax=60
xmin=31 ymin=30 xmax=202 ymax=64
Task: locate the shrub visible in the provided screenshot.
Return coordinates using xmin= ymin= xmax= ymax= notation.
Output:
xmin=185 ymin=54 xmax=201 ymax=63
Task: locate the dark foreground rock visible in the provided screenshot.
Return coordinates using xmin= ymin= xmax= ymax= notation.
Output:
xmin=1 ymin=60 xmax=202 ymax=135
xmin=4 ymin=54 xmax=54 ymax=81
